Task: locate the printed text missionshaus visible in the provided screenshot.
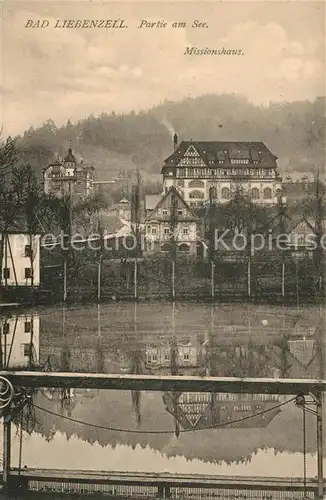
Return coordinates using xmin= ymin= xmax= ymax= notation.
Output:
xmin=184 ymin=47 xmax=244 ymax=56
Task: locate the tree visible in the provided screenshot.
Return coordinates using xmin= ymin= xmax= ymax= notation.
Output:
xmin=0 ymin=137 xmax=42 ymax=296
xmin=295 ymin=174 xmax=326 ymax=295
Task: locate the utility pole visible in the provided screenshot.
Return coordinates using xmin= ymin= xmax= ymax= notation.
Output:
xmin=170 ymin=188 xmax=178 ymax=302
xmin=131 ymin=167 xmax=141 ymax=301
xmin=208 ymin=187 xmax=215 ymax=299
xmin=278 ymin=195 xmax=287 ymax=299
xmin=314 ymin=173 xmax=324 ymax=298
xmin=63 ymin=180 xmax=73 ymax=303
xmin=97 ymin=212 xmax=104 ymax=302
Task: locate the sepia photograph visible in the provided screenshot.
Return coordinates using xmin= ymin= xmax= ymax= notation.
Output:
xmin=0 ymin=0 xmax=325 ymax=498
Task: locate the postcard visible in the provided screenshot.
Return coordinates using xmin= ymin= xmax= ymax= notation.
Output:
xmin=0 ymin=0 xmax=325 ymax=498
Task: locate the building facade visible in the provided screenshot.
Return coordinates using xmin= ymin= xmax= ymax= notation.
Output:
xmin=43 ymin=147 xmax=95 ymax=198
xmin=161 ymin=138 xmax=282 ymax=207
xmin=0 ymin=232 xmax=41 ymax=287
xmin=144 ymin=186 xmax=199 ymax=254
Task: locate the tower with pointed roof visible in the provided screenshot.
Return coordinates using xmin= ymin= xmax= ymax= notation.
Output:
xmin=43 ymin=145 xmax=95 ymax=198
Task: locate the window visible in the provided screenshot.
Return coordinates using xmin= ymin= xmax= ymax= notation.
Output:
xmin=2 ymin=323 xmax=10 ymax=335
xmin=179 ymin=243 xmax=190 ymax=252
xmin=164 ymin=352 xmax=170 ymax=361
xmin=151 ymin=227 xmax=157 ymax=234
xmin=251 ymin=187 xmax=260 ymax=200
xmin=23 ymin=344 xmax=32 ymax=357
xmin=189 ymin=190 xmax=204 ymax=199
xmin=221 ymin=187 xmax=230 ymax=199
xmin=152 ymin=354 xmax=157 ymax=362
xmin=162 ymin=209 xmax=168 ymax=215
xmin=164 ymin=227 xmax=170 ymax=235
xmin=184 ymin=353 xmax=190 ymax=361
xmin=263 ymin=187 xmax=272 ymax=200
xmin=161 ymin=243 xmax=171 ymax=252
xmin=178 ymin=209 xmax=183 ymax=216
xmin=3 ymin=268 xmax=10 ymax=279
xmin=25 ymin=268 xmax=32 ymax=279
xmin=182 ymin=227 xmax=189 ymax=235
xmin=24 ymin=245 xmax=32 ymax=258
xmin=24 ymin=321 xmax=31 ymax=333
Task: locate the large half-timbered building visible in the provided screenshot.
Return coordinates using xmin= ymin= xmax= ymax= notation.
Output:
xmin=161 ymin=136 xmax=282 ymax=207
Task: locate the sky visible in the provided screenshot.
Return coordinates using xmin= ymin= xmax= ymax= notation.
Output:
xmin=1 ymin=0 xmax=325 ymax=136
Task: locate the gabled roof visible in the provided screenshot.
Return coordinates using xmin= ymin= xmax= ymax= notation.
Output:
xmin=163 ymin=141 xmax=278 ymax=170
xmin=146 ymin=186 xmax=198 ymax=221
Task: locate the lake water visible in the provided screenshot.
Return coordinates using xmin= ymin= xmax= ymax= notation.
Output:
xmin=0 ymin=301 xmax=325 ymax=481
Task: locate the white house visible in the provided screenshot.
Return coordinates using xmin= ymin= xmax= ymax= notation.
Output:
xmin=0 ymin=313 xmax=40 ymax=369
xmin=1 ymin=232 xmax=41 ymax=287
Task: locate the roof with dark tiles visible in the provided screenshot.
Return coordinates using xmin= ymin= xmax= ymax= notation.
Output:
xmin=163 ymin=141 xmax=278 ymax=170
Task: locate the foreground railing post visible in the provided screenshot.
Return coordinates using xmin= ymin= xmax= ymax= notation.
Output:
xmin=316 ymin=392 xmax=324 ymax=499
xmin=2 ymin=411 xmax=12 ymax=487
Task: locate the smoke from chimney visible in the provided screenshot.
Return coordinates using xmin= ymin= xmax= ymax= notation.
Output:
xmin=159 ymin=115 xmax=175 ymax=137
xmin=158 ymin=115 xmax=178 ymax=151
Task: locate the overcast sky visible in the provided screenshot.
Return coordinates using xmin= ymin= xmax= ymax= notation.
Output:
xmin=1 ymin=1 xmax=325 ymax=136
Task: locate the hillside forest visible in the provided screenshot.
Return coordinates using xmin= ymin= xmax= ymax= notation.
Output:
xmin=15 ymin=93 xmax=325 ymax=184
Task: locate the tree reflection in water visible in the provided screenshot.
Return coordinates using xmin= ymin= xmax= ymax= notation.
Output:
xmin=129 ymin=348 xmax=145 ymax=427
xmin=170 ymin=335 xmax=180 ymax=438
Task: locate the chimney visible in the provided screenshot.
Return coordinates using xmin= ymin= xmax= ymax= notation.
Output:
xmin=173 ymin=133 xmax=178 ymax=151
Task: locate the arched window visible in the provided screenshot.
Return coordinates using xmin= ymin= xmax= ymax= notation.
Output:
xmin=189 ymin=190 xmax=204 ymax=199
xmin=189 ymin=180 xmax=205 ymax=188
xmin=161 ymin=243 xmax=171 ymax=252
xmin=251 ymin=187 xmax=260 ymax=199
xmin=178 ymin=243 xmax=190 ymax=252
xmin=263 ymin=187 xmax=272 ymax=199
xmin=221 ymin=187 xmax=230 ymax=200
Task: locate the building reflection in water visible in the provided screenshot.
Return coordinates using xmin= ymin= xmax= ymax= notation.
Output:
xmin=1 ymin=302 xmax=323 ymax=443
xmin=1 ymin=303 xmax=323 ymax=469
xmin=0 ymin=311 xmax=40 ymax=369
